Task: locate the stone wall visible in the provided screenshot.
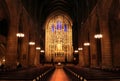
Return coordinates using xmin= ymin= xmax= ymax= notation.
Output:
xmin=78 ymin=0 xmax=114 ymax=68
xmin=2 ymin=0 xmax=40 ymax=68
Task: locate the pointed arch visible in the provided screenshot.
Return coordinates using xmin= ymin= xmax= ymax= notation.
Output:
xmin=45 ymin=11 xmax=73 ymax=62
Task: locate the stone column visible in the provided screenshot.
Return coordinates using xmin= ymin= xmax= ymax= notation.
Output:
xmin=20 ymin=8 xmax=29 ymax=68
xmin=28 ymin=20 xmax=36 ymax=66
xmin=5 ymin=0 xmax=21 ymax=68
xmin=34 ymin=24 xmax=40 ymax=66
xmin=98 ymin=0 xmax=113 ymax=68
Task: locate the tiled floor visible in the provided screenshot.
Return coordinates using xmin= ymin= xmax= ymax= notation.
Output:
xmin=49 ymin=68 xmax=70 ymax=81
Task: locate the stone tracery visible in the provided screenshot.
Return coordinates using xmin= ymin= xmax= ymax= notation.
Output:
xmin=45 ymin=15 xmax=73 ymax=62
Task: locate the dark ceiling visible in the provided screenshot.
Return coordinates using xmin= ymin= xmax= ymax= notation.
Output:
xmin=21 ymin=0 xmax=97 ymax=27
xmin=21 ymin=0 xmax=97 ymax=49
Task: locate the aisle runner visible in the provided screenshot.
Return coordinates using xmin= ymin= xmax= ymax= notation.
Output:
xmin=49 ymin=68 xmax=70 ymax=81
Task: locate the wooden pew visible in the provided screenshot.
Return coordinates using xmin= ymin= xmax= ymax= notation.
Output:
xmin=0 ymin=66 xmax=55 ymax=81
xmin=64 ymin=66 xmax=120 ymax=81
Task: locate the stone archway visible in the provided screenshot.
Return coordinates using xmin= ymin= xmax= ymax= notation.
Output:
xmin=45 ymin=11 xmax=73 ymax=63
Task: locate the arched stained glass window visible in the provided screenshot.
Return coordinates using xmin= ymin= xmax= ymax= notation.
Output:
xmin=45 ymin=15 xmax=73 ymax=62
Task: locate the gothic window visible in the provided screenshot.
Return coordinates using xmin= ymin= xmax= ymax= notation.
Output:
xmin=45 ymin=15 xmax=73 ymax=62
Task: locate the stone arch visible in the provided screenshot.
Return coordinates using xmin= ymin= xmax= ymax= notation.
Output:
xmin=0 ymin=0 xmax=10 ymax=65
xmin=45 ymin=10 xmax=73 ymax=63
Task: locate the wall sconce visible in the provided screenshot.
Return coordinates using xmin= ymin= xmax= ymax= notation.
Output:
xmin=74 ymin=50 xmax=78 ymax=53
xmin=29 ymin=42 xmax=35 ymax=45
xmin=36 ymin=47 xmax=41 ymax=50
xmin=94 ymin=34 xmax=103 ymax=39
xmin=40 ymin=50 xmax=45 ymax=53
xmin=16 ymin=33 xmax=25 ymax=37
xmin=78 ymin=48 xmax=83 ymax=51
xmin=84 ymin=42 xmax=90 ymax=46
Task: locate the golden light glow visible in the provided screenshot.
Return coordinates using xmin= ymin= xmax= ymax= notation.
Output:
xmin=16 ymin=33 xmax=25 ymax=37
xmin=94 ymin=34 xmax=103 ymax=39
xmin=57 ymin=43 xmax=62 ymax=51
xmin=84 ymin=42 xmax=90 ymax=46
xmin=78 ymin=48 xmax=83 ymax=51
xmin=45 ymin=14 xmax=73 ymax=62
xmin=2 ymin=59 xmax=5 ymax=62
xmin=36 ymin=47 xmax=41 ymax=50
xmin=74 ymin=50 xmax=78 ymax=53
xmin=40 ymin=50 xmax=45 ymax=53
xmin=29 ymin=42 xmax=35 ymax=45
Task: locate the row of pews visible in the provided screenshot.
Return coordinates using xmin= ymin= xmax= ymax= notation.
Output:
xmin=0 ymin=66 xmax=55 ymax=81
xmin=63 ymin=66 xmax=120 ymax=81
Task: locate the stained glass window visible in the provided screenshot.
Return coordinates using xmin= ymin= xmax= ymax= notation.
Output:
xmin=52 ymin=24 xmax=54 ymax=32
xmin=45 ymin=15 xmax=73 ymax=62
xmin=64 ymin=24 xmax=67 ymax=32
xmin=57 ymin=21 xmax=62 ymax=30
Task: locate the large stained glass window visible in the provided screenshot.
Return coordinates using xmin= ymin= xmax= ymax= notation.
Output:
xmin=45 ymin=15 xmax=73 ymax=62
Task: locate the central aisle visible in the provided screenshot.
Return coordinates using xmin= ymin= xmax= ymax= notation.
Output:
xmin=49 ymin=67 xmax=71 ymax=81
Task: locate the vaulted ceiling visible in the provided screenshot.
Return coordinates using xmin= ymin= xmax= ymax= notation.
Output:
xmin=21 ymin=0 xmax=97 ymax=27
xmin=21 ymin=0 xmax=97 ymax=49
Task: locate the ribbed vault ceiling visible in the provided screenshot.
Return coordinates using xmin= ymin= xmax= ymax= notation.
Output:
xmin=22 ymin=0 xmax=97 ymax=26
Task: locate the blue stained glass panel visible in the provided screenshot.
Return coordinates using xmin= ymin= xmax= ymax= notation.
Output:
xmin=60 ymin=22 xmax=62 ymax=30
xmin=64 ymin=24 xmax=67 ymax=32
xmin=57 ymin=21 xmax=62 ymax=30
xmin=57 ymin=21 xmax=59 ymax=30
